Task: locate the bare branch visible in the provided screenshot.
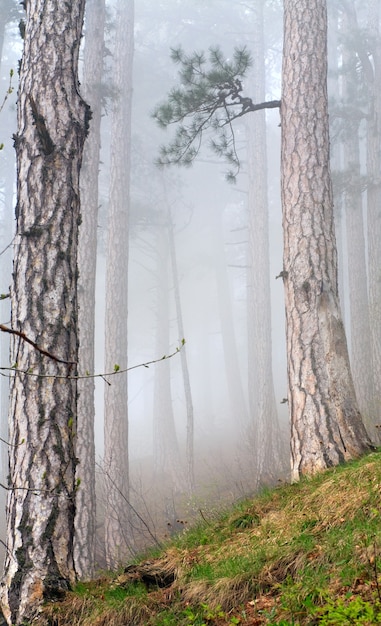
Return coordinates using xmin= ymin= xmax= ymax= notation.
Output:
xmin=0 ymin=339 xmax=186 ymax=381
xmin=0 ymin=323 xmax=76 ymax=368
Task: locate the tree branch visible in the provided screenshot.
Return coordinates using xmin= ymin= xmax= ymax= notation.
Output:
xmin=153 ymin=45 xmax=280 ymax=178
xmin=0 ymin=323 xmax=76 ymax=367
xmin=0 ymin=339 xmax=186 ymax=381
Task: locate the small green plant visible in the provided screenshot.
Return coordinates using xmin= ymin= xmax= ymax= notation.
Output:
xmin=315 ymin=595 xmax=381 ymax=625
xmin=182 ymin=605 xmax=205 ymax=625
xmin=183 ymin=603 xmax=241 ymax=625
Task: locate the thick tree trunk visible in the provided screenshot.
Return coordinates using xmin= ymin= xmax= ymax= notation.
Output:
xmin=103 ymin=0 xmax=134 ymax=568
xmin=281 ymin=0 xmax=371 ymax=481
xmin=0 ymin=1 xmax=88 ymax=623
xmin=75 ymin=0 xmax=106 ymax=580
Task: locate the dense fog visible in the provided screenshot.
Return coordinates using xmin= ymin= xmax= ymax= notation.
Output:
xmin=0 ymin=0 xmax=380 ymax=571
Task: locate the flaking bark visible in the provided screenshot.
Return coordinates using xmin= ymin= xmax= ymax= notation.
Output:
xmin=0 ymin=1 xmax=88 ymax=623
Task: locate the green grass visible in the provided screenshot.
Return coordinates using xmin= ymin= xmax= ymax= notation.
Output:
xmin=42 ymin=450 xmax=381 ymax=625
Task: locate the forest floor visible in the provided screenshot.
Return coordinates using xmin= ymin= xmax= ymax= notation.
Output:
xmin=42 ymin=449 xmax=381 ymax=625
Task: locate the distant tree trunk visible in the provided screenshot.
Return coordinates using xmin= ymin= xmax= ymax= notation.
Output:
xmin=246 ymin=0 xmax=286 ymax=486
xmin=0 ymin=129 xmax=15 ymax=569
xmin=103 ymin=0 xmax=134 ymax=568
xmin=213 ymin=215 xmax=248 ymax=431
xmin=75 ymin=0 xmax=106 ymax=580
xmin=281 ymin=0 xmax=371 ymax=481
xmin=0 ymin=13 xmax=17 ymax=565
xmin=167 ymin=206 xmax=194 ymax=492
xmin=365 ymin=0 xmax=381 ymax=428
xmin=340 ymin=5 xmax=376 ymax=441
xmin=0 ymin=0 xmax=88 ymax=623
xmin=153 ymin=224 xmax=184 ymax=492
xmin=0 ymin=7 xmax=13 ymax=474
xmin=327 ymin=4 xmax=345 ymax=312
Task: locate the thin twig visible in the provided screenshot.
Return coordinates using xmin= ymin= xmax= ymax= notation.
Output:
xmin=0 ymin=341 xmax=185 ymax=381
xmin=97 ymin=461 xmax=161 ymax=548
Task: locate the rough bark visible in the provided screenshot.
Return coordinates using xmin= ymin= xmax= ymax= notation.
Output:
xmin=0 ymin=1 xmax=88 ymax=623
xmin=281 ymin=0 xmax=371 ymax=481
xmin=75 ymin=0 xmax=106 ymax=580
xmin=246 ymin=0 xmax=286 ymax=486
xmin=103 ymin=0 xmax=134 ymax=568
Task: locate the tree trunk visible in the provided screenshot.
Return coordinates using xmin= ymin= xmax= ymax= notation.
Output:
xmin=281 ymin=0 xmax=371 ymax=481
xmin=153 ymin=224 xmax=184 ymax=492
xmin=246 ymin=0 xmax=286 ymax=486
xmin=340 ymin=5 xmax=376 ymax=441
xmin=0 ymin=1 xmax=88 ymax=623
xmin=0 ymin=104 xmax=15 ymax=571
xmin=213 ymin=215 xmax=248 ymax=432
xmin=167 ymin=207 xmax=195 ymax=492
xmin=103 ymin=0 xmax=134 ymax=568
xmin=365 ymin=0 xmax=381 ymax=428
xmin=75 ymin=0 xmax=106 ymax=580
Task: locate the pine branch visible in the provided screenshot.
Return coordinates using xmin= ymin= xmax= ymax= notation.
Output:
xmin=153 ymin=45 xmax=280 ymax=178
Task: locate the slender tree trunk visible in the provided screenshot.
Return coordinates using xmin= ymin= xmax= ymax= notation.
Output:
xmin=0 ymin=11 xmax=12 ymax=481
xmin=0 ymin=1 xmax=88 ymax=623
xmin=281 ymin=0 xmax=371 ymax=481
xmin=213 ymin=215 xmax=248 ymax=431
xmin=167 ymin=206 xmax=194 ymax=492
xmin=366 ymin=0 xmax=381 ymax=427
xmin=103 ymin=0 xmax=134 ymax=568
xmin=327 ymin=4 xmax=345 ymax=315
xmin=75 ymin=0 xmax=106 ymax=579
xmin=344 ymin=126 xmax=375 ymax=437
xmin=340 ymin=5 xmax=376 ymax=441
xmin=153 ymin=225 xmax=184 ymax=492
xmin=246 ymin=0 xmax=286 ymax=486
xmin=0 ymin=126 xmax=15 ymax=569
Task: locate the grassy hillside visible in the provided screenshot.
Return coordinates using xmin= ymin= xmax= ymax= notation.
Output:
xmin=43 ymin=450 xmax=381 ymax=625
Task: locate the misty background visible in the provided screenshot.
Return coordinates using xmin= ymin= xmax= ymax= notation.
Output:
xmin=0 ymin=0 xmax=378 ymax=568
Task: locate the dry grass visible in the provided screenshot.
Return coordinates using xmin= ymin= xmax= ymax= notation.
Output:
xmin=40 ymin=451 xmax=381 ymax=625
